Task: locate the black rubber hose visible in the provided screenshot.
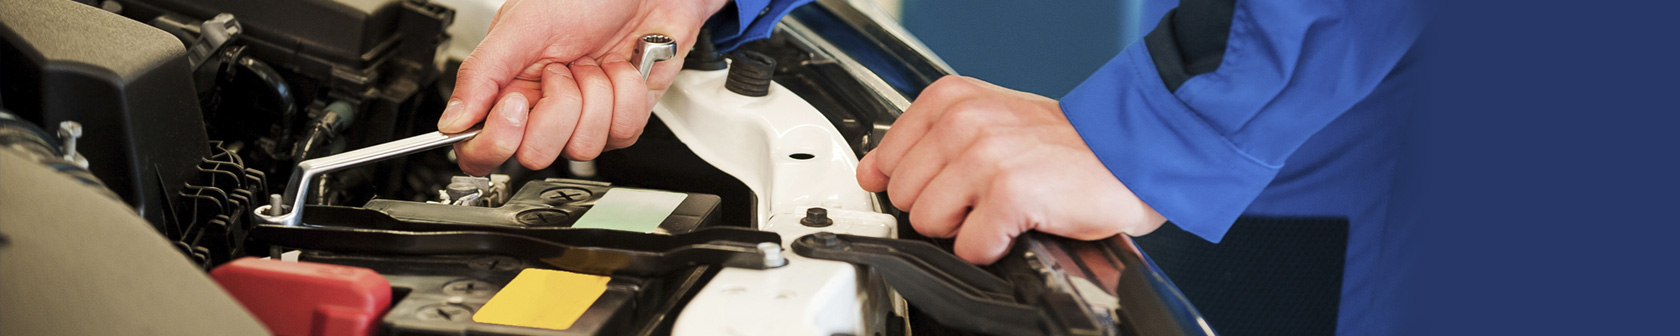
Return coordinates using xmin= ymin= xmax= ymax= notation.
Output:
xmin=234 ymin=56 xmax=298 ymax=154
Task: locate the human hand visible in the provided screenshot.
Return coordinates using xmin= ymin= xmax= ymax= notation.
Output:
xmin=857 ymin=76 xmax=1168 ymax=264
xmin=438 ymin=0 xmax=729 ymax=176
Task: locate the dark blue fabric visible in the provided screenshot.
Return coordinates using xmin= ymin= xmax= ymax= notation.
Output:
xmin=709 ymin=0 xmax=815 ymax=52
xmin=1061 ymin=1 xmax=1424 ymax=334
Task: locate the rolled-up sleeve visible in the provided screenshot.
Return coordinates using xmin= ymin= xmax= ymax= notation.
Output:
xmin=1061 ymin=0 xmax=1423 ymax=242
xmin=709 ymin=0 xmax=816 ymax=51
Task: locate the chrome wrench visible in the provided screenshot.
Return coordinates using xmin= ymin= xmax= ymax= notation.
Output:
xmin=255 ymin=128 xmax=481 ymax=227
xmin=254 ymin=35 xmax=676 ymax=227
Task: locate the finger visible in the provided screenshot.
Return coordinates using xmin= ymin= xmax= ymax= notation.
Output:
xmin=440 ymin=17 xmax=540 ymax=133
xmin=601 ymin=60 xmax=650 ymax=150
xmin=455 ymin=92 xmax=531 ymax=176
xmin=951 ymin=199 xmax=1026 ymax=265
xmin=516 ymin=64 xmax=584 ymax=170
xmin=885 ymin=113 xmax=989 ymax=211
xmin=907 ymin=168 xmax=976 ymax=239
xmin=885 ymin=140 xmax=949 ymax=211
xmin=870 ymin=76 xmax=979 ymax=176
xmin=487 ymin=0 xmax=523 ymax=32
xmin=858 ymin=152 xmax=890 ymax=192
xmin=860 ymin=77 xmax=976 ymax=193
xmin=563 ymin=57 xmax=614 ymax=161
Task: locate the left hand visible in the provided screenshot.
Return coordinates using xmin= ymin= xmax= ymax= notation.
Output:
xmin=857 ymin=76 xmax=1167 ymax=264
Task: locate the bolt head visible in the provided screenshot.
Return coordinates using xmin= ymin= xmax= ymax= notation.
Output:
xmin=800 ymin=207 xmax=834 ymax=227
xmin=57 ymin=121 xmax=82 ymax=137
xmin=540 ymin=188 xmax=592 ymax=203
xmin=515 ymin=208 xmax=568 ymax=226
xmin=812 ymin=231 xmax=842 ymax=247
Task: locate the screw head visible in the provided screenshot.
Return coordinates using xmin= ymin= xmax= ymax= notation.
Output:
xmin=57 ymin=121 xmax=81 ymax=137
xmin=414 ymin=303 xmax=473 ymax=321
xmin=441 ymin=279 xmax=499 ymax=297
xmin=540 ymin=187 xmax=592 ymax=203
xmin=466 ymin=256 xmax=521 ymax=271
xmin=515 ymin=208 xmax=569 ymax=226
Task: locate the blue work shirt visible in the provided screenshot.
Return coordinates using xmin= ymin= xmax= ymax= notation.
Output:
xmin=1062 ymin=1 xmax=1423 ymax=335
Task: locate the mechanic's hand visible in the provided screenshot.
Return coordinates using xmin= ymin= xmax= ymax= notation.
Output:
xmin=857 ymin=76 xmax=1167 ymax=264
xmin=438 ymin=0 xmax=729 ymax=176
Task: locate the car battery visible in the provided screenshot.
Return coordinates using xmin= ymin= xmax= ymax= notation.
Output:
xmin=286 ymin=179 xmax=725 ymax=335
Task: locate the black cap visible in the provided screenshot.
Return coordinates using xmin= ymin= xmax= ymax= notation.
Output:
xmin=725 ymin=50 xmax=775 ymax=97
xmin=683 ymin=27 xmax=727 ymax=71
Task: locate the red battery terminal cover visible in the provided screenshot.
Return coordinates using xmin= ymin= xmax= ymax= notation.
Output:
xmin=210 ymin=257 xmax=392 ymax=336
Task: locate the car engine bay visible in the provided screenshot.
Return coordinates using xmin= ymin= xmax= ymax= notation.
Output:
xmin=0 ymin=0 xmax=1212 ymax=335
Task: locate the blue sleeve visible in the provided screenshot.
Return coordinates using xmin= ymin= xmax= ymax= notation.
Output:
xmin=1060 ymin=1 xmax=1424 ymax=242
xmin=709 ymin=0 xmax=815 ymax=52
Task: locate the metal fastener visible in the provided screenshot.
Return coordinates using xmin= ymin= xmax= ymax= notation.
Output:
xmin=515 ymin=208 xmax=569 ymax=226
xmin=540 ymin=187 xmax=593 ymax=203
xmin=56 ymin=120 xmax=86 ymax=168
xmin=467 ymin=255 xmax=521 ymax=271
xmin=414 ymin=303 xmax=473 ymax=321
xmin=758 ymin=242 xmax=786 ymax=268
xmin=800 ymin=207 xmax=833 ymax=227
xmin=813 ymin=231 xmax=842 ymax=247
xmin=441 ymin=279 xmax=499 ymax=297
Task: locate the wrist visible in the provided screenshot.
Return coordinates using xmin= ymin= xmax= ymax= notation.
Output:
xmin=697 ymin=0 xmax=730 ymax=18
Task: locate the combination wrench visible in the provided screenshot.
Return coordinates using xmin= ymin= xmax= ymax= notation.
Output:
xmin=255 ymin=35 xmax=677 ymax=226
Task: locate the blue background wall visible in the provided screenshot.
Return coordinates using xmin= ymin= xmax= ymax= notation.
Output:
xmin=900 ymin=0 xmax=1146 ymax=98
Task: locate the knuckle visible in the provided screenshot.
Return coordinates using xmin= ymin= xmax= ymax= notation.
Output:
xmin=966 ymin=136 xmax=1014 ymax=162
xmin=911 ymin=217 xmax=956 ymax=238
xmin=889 ymin=192 xmax=914 ymax=212
xmin=928 ymin=76 xmax=977 ymax=95
xmin=564 ymin=139 xmax=602 ymax=161
xmin=941 ymin=106 xmax=986 ymax=128
xmin=986 ymin=171 xmax=1031 ymax=201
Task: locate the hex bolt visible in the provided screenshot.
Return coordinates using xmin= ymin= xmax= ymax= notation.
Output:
xmin=812 ymin=231 xmax=842 ymax=247
xmin=56 ymin=121 xmax=87 ymax=168
xmin=758 ymin=242 xmax=786 ymax=267
xmin=634 ymin=34 xmax=676 ymax=80
xmin=800 ymin=207 xmax=834 ymax=227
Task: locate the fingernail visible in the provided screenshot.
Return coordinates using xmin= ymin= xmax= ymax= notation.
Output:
xmin=500 ymin=93 xmax=528 ymax=126
xmin=438 ymin=99 xmax=463 ymax=130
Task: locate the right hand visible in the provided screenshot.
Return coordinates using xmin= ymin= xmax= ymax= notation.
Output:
xmin=857 ymin=76 xmax=1167 ymax=264
xmin=438 ymin=0 xmax=729 ymax=176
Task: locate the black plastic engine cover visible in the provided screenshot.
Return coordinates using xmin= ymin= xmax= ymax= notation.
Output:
xmin=116 ymin=0 xmax=454 ymax=92
xmin=0 ymin=0 xmax=210 ymax=228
